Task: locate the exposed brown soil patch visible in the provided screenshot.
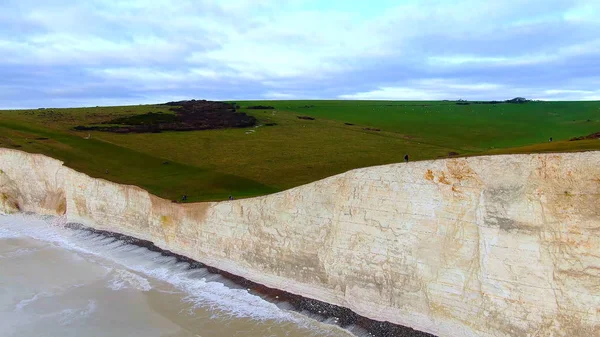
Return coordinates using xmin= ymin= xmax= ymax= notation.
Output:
xmin=74 ymin=100 xmax=256 ymax=133
xmin=570 ymin=132 xmax=600 ymax=141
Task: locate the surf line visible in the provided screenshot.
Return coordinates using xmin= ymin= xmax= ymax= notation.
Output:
xmin=63 ymin=222 xmax=435 ymax=337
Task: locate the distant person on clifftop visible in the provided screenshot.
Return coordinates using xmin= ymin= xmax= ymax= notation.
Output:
xmin=549 ymin=137 xmax=553 ymax=142
xmin=182 ymin=195 xmax=187 ymax=202
xmin=404 ymin=154 xmax=409 ymax=163
xmin=229 ymin=195 xmax=234 ymax=201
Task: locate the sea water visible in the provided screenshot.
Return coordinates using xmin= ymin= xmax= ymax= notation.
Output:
xmin=0 ymin=214 xmax=358 ymax=337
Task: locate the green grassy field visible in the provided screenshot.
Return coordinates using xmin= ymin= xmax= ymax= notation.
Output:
xmin=1 ymin=100 xmax=599 ymax=202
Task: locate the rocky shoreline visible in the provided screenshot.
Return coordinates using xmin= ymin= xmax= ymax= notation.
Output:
xmin=64 ymin=222 xmax=434 ymax=337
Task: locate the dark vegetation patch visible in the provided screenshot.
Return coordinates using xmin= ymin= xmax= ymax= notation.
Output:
xmin=103 ymin=112 xmax=178 ymax=125
xmin=448 ymin=151 xmax=460 ymax=157
xmin=264 ymin=123 xmax=278 ymax=126
xmin=246 ymin=105 xmax=275 ymax=109
xmin=17 ymin=109 xmax=76 ymax=122
xmin=73 ymin=100 xmax=256 ymax=133
xmin=297 ymin=116 xmax=315 ymax=120
xmin=505 ymin=97 xmax=529 ymax=104
xmin=456 ymin=97 xmax=530 ymax=106
xmin=344 ymin=123 xmax=355 ymax=126
xmin=570 ymin=132 xmax=600 ymax=141
xmin=35 ymin=137 xmax=49 ymax=140
xmin=363 ymin=127 xmax=381 ymax=132
xmin=474 ymin=101 xmax=503 ymax=104
xmin=299 ymin=105 xmax=315 ymax=108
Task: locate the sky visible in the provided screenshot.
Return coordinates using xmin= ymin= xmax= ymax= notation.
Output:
xmin=1 ymin=0 xmax=599 ymax=108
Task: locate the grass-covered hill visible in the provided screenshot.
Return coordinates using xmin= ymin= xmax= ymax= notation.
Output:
xmin=1 ymin=100 xmax=598 ymax=202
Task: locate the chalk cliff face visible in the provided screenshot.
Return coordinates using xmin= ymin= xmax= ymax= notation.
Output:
xmin=1 ymin=148 xmax=599 ymax=337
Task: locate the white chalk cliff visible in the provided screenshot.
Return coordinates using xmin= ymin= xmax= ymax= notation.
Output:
xmin=1 ymin=147 xmax=599 ymax=336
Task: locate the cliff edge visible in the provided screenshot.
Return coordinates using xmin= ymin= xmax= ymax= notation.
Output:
xmin=1 ymin=148 xmax=599 ymax=336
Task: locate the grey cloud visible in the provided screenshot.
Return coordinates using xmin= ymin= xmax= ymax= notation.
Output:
xmin=0 ymin=0 xmax=599 ymax=107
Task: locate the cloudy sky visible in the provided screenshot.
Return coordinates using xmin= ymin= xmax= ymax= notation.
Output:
xmin=1 ymin=0 xmax=599 ymax=108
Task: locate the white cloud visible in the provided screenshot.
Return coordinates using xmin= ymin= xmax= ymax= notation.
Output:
xmin=537 ymin=89 xmax=600 ymax=100
xmin=341 ymin=83 xmax=600 ymax=101
xmin=339 ymin=79 xmax=506 ymax=100
xmin=427 ymin=38 xmax=600 ymax=68
xmin=183 ymin=8 xmax=390 ymax=80
xmin=415 ymin=79 xmax=504 ymax=91
xmin=1 ymin=0 xmax=599 ymax=107
xmin=95 ymin=67 xmax=225 ymax=82
xmin=563 ymin=0 xmax=600 ymax=22
xmin=0 ymin=34 xmax=185 ymax=66
xmin=427 ymin=55 xmax=554 ymax=67
xmin=262 ymin=91 xmax=296 ymax=99
xmin=340 ymin=87 xmax=445 ymax=101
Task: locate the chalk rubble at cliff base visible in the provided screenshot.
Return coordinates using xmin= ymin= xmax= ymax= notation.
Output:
xmin=1 ymin=148 xmax=599 ymax=337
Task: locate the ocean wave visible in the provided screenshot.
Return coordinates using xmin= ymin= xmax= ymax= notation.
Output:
xmin=0 ymin=226 xmax=21 ymax=239
xmin=15 ymin=291 xmax=51 ymax=311
xmin=55 ymin=300 xmax=97 ymax=326
xmin=0 ymin=214 xmax=298 ymax=322
xmin=0 ymin=246 xmax=41 ymax=259
xmin=14 ymin=282 xmax=89 ymax=312
xmin=1 ymin=213 xmax=347 ymax=336
xmin=107 ymin=269 xmax=152 ymax=292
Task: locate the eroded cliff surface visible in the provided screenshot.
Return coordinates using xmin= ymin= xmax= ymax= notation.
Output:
xmin=1 ymin=148 xmax=599 ymax=337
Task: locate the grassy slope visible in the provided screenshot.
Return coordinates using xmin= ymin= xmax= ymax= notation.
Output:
xmin=237 ymin=100 xmax=600 ymax=149
xmin=0 ymin=106 xmax=276 ymax=201
xmin=1 ymin=101 xmax=599 ymax=201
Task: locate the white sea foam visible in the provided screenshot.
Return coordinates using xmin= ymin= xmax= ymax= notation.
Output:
xmin=0 ymin=247 xmax=41 ymax=259
xmin=108 ymin=269 xmax=152 ymax=292
xmin=0 ymin=214 xmax=299 ymax=323
xmin=55 ymin=300 xmax=97 ymax=326
xmin=14 ymin=282 xmax=90 ymax=313
xmin=0 ymin=225 xmax=21 ymax=239
xmin=15 ymin=292 xmax=50 ymax=311
xmin=0 ymin=213 xmax=354 ymax=336
xmin=25 ymin=300 xmax=99 ymax=326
